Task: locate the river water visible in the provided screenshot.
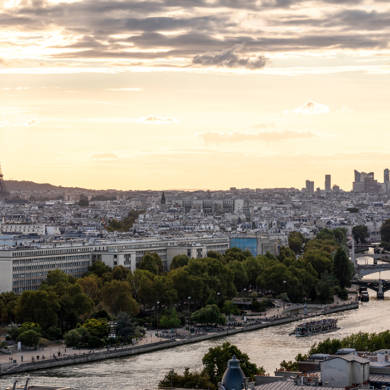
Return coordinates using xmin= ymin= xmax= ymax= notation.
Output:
xmin=1 ymin=267 xmax=389 ymax=390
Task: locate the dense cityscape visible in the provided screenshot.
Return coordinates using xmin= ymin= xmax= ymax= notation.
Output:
xmin=1 ymin=164 xmax=390 ymax=389
xmin=2 ymin=0 xmax=390 ymax=388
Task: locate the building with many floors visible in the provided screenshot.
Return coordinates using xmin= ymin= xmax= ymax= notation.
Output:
xmin=0 ymin=236 xmax=229 ymax=293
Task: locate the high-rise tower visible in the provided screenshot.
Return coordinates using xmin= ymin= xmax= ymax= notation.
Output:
xmin=325 ymin=174 xmax=331 ymax=192
xmin=0 ymin=164 xmax=7 ymax=198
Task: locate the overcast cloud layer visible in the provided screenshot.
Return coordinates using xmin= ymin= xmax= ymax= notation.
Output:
xmin=0 ymin=0 xmax=389 ymax=71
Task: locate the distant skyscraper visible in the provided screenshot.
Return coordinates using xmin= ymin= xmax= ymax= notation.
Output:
xmin=160 ymin=191 xmax=166 ymax=205
xmin=353 ymin=170 xmax=380 ymax=193
xmin=325 ymin=174 xmax=331 ymax=192
xmin=354 ymin=170 xmax=361 ymax=183
xmin=0 ymin=164 xmax=7 ymax=198
xmin=384 ymin=169 xmax=389 ymax=183
xmin=305 ymin=180 xmax=314 ymax=194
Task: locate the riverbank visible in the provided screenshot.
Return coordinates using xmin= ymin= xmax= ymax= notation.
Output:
xmin=0 ymin=301 xmax=359 ymax=377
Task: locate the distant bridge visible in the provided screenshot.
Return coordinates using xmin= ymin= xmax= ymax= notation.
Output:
xmin=354 ymin=263 xmax=390 ymax=277
xmin=353 ymin=279 xmax=390 ymax=299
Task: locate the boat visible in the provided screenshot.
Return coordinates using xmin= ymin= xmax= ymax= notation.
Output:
xmin=290 ymin=318 xmax=339 ymax=337
xmin=6 ymin=378 xmax=72 ymax=390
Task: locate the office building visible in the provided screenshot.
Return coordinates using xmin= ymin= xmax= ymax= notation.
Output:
xmin=0 ymin=237 xmax=229 ymax=293
xmin=305 ymin=180 xmax=314 ymax=194
xmin=353 ymin=170 xmax=381 ymax=193
xmin=325 ymin=174 xmax=331 ymax=192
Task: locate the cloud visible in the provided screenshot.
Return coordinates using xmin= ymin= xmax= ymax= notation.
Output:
xmin=285 ymin=101 xmax=330 ymax=115
xmin=137 ymin=115 xmax=178 ymax=125
xmin=24 ymin=119 xmax=38 ymax=127
xmin=193 ymin=48 xmax=267 ymax=69
xmin=201 ymin=130 xmax=314 ymax=144
xmin=106 ymin=87 xmax=142 ymax=92
xmin=1 ymin=0 xmax=390 ymax=71
xmin=91 ymin=153 xmax=119 ymax=161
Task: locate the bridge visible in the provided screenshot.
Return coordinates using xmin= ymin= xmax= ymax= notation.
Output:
xmin=353 ymin=279 xmax=390 ymax=299
xmin=354 ymin=263 xmax=390 ymax=277
xmin=351 ymin=240 xmax=390 ymax=298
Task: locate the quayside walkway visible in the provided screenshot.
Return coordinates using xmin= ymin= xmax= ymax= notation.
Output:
xmin=0 ymin=301 xmax=358 ymax=377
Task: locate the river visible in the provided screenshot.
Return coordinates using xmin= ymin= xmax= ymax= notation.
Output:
xmin=1 ymin=263 xmax=389 ymax=390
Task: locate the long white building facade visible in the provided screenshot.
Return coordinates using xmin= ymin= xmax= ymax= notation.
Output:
xmin=0 ymin=237 xmax=229 ymax=293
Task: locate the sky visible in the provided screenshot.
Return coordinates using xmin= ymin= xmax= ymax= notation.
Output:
xmin=1 ymin=0 xmax=390 ymax=190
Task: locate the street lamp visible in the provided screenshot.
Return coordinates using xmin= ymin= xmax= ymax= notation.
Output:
xmin=155 ymin=300 xmax=160 ymax=329
xmin=187 ymin=296 xmax=192 ymax=330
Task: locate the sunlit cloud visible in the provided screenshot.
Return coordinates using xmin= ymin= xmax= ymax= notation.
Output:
xmin=136 ymin=115 xmax=179 ymax=125
xmin=91 ymin=153 xmax=119 ymax=161
xmin=106 ymin=87 xmax=142 ymax=92
xmin=24 ymin=119 xmax=38 ymax=127
xmin=285 ymin=101 xmax=330 ymax=115
xmin=201 ymin=130 xmax=315 ymax=144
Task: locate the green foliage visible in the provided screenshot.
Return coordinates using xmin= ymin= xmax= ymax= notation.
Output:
xmin=159 ymin=368 xmax=215 ymax=390
xmin=202 ymin=342 xmax=265 ymax=386
xmin=191 ymin=304 xmax=226 ymax=326
xmin=223 ymin=248 xmax=252 ymax=263
xmin=288 ymin=231 xmax=305 ymax=254
xmin=115 ymin=312 xmax=143 ymax=342
xmin=381 ymin=219 xmax=390 ymax=250
xmin=170 ymin=254 xmax=189 ymax=270
xmin=102 ymin=280 xmax=139 ymax=316
xmin=309 ymin=331 xmax=390 ymax=355
xmin=82 ymin=318 xmax=109 ymax=339
xmin=106 ymin=209 xmax=142 ymax=232
xmin=138 ymin=252 xmax=164 ymax=275
xmin=18 ymin=329 xmax=40 ymax=347
xmin=0 ymin=292 xmax=18 ymax=324
xmin=88 ymin=261 xmax=111 ymax=277
xmin=159 ymin=308 xmax=181 ymax=329
xmin=333 ymin=248 xmax=353 ymax=288
xmin=352 ymin=225 xmax=369 ymax=244
xmin=78 ymin=194 xmax=89 ymax=207
xmin=222 ymin=300 xmax=239 ymax=315
xmin=16 ymin=290 xmax=60 ymax=331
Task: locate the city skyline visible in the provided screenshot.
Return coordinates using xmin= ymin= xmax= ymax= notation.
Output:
xmin=1 ymin=0 xmax=390 ymax=190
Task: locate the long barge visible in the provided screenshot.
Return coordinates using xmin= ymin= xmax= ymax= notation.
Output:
xmin=290 ymin=318 xmax=339 ymax=337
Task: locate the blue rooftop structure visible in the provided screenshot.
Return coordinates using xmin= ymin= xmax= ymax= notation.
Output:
xmin=221 ymin=355 xmax=246 ymax=390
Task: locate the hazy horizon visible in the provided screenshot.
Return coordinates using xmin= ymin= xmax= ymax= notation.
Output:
xmin=1 ymin=0 xmax=390 ymax=190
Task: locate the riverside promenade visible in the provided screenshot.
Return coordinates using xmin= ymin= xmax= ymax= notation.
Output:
xmin=0 ymin=301 xmax=359 ymax=377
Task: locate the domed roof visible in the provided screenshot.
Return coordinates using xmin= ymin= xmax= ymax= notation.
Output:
xmin=221 ymin=355 xmax=246 ymax=390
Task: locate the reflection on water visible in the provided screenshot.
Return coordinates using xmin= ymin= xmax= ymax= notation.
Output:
xmin=1 ymin=290 xmax=389 ymax=390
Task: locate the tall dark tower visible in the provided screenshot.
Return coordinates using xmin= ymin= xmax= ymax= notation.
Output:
xmin=0 ymin=164 xmax=7 ymax=198
xmin=160 ymin=191 xmax=166 ymax=206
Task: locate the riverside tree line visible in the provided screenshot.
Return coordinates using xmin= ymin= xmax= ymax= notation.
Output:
xmin=0 ymin=227 xmax=354 ymax=349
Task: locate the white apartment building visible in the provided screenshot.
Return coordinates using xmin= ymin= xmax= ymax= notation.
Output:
xmin=0 ymin=237 xmax=229 ymax=293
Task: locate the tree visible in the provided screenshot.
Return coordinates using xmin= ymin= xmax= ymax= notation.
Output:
xmin=88 ymin=260 xmax=111 ymax=277
xmin=159 ymin=368 xmax=215 ymax=390
xmin=333 ymin=248 xmax=353 ymax=288
xmin=101 ymin=280 xmax=139 ymax=316
xmin=227 ymin=261 xmax=249 ymax=291
xmin=191 ymin=304 xmax=226 ymax=326
xmin=159 ymin=308 xmax=181 ymax=329
xmin=352 ymin=225 xmax=369 ymax=244
xmin=78 ymin=194 xmax=89 ymax=207
xmin=115 ymin=312 xmax=143 ymax=342
xmin=18 ymin=330 xmax=40 ymax=347
xmin=77 ymin=275 xmax=101 ymax=303
xmin=16 ymin=290 xmax=60 ymax=331
xmin=82 ymin=318 xmax=109 ymax=339
xmin=138 ymin=252 xmax=163 ymax=274
xmin=170 ymin=254 xmax=189 ymax=270
xmin=202 ymin=342 xmax=264 ymax=386
xmin=288 ymin=232 xmax=305 ymax=254
xmin=381 ymin=219 xmax=390 ymax=249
